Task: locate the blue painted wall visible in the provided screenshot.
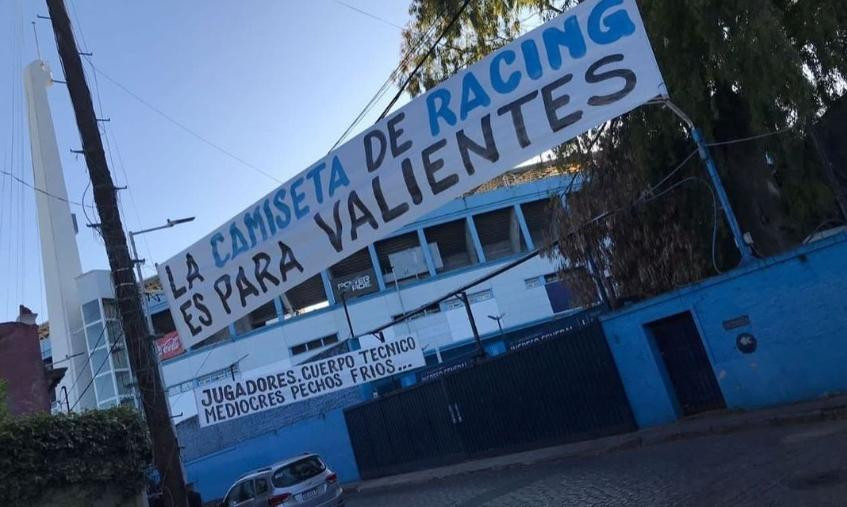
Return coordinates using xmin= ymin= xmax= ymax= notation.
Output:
xmin=601 ymin=233 xmax=847 ymax=428
xmin=184 ymin=407 xmax=360 ymax=502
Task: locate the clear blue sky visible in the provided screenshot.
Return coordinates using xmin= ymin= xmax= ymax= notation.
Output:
xmin=0 ymin=0 xmax=413 ymax=322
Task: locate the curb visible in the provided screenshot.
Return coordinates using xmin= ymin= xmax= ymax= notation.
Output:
xmin=344 ymin=399 xmax=847 ymax=495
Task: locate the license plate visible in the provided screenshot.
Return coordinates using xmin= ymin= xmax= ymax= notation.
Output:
xmin=301 ymin=487 xmax=319 ymax=500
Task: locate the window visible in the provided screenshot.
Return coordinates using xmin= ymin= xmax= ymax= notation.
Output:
xmin=250 ymin=301 xmax=279 ymax=328
xmin=94 ymin=374 xmax=116 ymax=400
xmin=391 ymin=303 xmax=441 ymax=322
xmin=190 ymin=325 xmax=232 ymax=351
xmin=521 ymin=198 xmax=562 ymax=247
xmin=85 ymin=322 xmax=105 ymax=351
xmin=234 ymin=480 xmax=255 ymax=503
xmin=234 ymin=301 xmax=279 ymax=335
xmin=255 ymin=478 xmax=269 ymax=495
xmin=40 ymin=338 xmax=52 ymax=363
xmin=424 ymin=219 xmax=479 ymax=273
xmin=197 ymin=365 xmax=238 ymax=386
xmin=151 ymin=310 xmax=176 ymax=335
xmin=375 ymin=232 xmax=431 ymax=285
xmin=290 ymin=334 xmax=339 ymax=356
xmin=89 ymin=349 xmax=109 ymax=373
xmin=284 ymin=275 xmax=329 ymax=317
xmin=323 ymin=334 xmax=339 ymax=345
xmin=102 ymin=298 xmax=120 ymax=320
xmin=111 ymin=346 xmax=129 ymax=369
xmin=167 ymin=365 xmax=238 ymax=396
xmin=544 ymin=269 xmax=595 ymax=313
xmin=115 ymin=371 xmax=133 ymax=396
xmin=106 ymin=321 xmax=123 ymax=345
xmin=473 ymin=207 xmax=527 ymax=261
xmin=441 ymin=289 xmax=493 ymax=311
xmin=271 ymin=456 xmax=326 ymax=488
xmin=328 ymin=248 xmax=378 ymax=300
xmin=82 ymin=300 xmax=101 ymax=325
xmin=525 ymin=276 xmax=542 ymax=289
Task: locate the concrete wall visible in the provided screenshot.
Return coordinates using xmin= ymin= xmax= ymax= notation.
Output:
xmin=183 ymin=407 xmax=360 ymax=502
xmin=176 ymin=387 xmax=364 ymax=461
xmin=601 ymin=233 xmax=847 ymax=428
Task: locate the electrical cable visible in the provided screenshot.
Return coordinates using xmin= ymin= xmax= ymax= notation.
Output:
xmin=378 ymin=0 xmax=473 ymax=121
xmin=638 ymin=175 xmax=723 ymax=274
xmin=61 ymin=2 xmax=156 ymax=268
xmin=1 ymin=170 xmax=96 ymax=210
xmin=70 ymin=333 xmax=123 ymax=411
xmin=331 ymin=0 xmax=546 ymax=150
xmin=61 ymin=321 xmax=109 ymax=400
xmin=331 ymin=0 xmax=404 ymax=30
xmin=84 ymin=62 xmax=281 ymax=184
xmin=344 ymin=131 xmax=781 ymax=343
xmin=706 ymin=126 xmax=796 ymax=147
xmin=329 ymin=17 xmax=440 ymax=150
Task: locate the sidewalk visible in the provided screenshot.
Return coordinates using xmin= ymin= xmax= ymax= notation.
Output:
xmin=345 ymin=394 xmax=847 ymax=495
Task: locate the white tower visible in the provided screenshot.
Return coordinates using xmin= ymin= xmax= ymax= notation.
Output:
xmin=24 ymin=60 xmax=96 ymax=411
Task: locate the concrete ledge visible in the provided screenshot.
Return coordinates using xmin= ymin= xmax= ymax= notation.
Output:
xmin=344 ymin=395 xmax=847 ymax=495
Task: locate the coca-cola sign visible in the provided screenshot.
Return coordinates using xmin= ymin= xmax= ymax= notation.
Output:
xmin=155 ymin=331 xmax=184 ymax=360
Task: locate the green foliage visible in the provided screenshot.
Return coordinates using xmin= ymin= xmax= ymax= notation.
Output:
xmin=400 ymin=0 xmax=846 ymax=304
xmin=0 ymin=380 xmax=8 ymax=423
xmin=0 ymin=406 xmax=152 ymax=505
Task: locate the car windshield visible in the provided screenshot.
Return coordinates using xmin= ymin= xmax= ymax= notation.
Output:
xmin=271 ymin=456 xmax=326 ymax=488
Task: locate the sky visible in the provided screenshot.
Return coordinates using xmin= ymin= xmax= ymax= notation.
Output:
xmin=0 ymin=0 xmax=414 ymax=322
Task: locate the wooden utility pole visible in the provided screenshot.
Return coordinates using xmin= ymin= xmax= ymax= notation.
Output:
xmin=44 ymin=1 xmax=188 ymax=505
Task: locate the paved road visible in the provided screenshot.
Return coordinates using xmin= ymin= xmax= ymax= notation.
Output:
xmin=346 ymin=420 xmax=847 ymax=506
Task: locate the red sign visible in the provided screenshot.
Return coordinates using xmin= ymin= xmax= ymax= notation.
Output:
xmin=155 ymin=331 xmax=184 ymax=360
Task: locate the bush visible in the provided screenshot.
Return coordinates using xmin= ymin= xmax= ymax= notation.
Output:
xmin=0 ymin=406 xmax=152 ymax=505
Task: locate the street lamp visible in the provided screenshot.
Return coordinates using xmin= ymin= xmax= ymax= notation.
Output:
xmin=129 ymin=216 xmax=195 ymax=333
xmin=488 ymin=313 xmax=505 ymax=336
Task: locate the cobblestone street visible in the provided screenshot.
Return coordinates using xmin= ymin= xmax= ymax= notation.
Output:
xmin=346 ymin=419 xmax=847 ymax=506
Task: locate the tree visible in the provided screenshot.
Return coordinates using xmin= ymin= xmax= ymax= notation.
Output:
xmin=399 ymin=0 xmax=846 ymax=306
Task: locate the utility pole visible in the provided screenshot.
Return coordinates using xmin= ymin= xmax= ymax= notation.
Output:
xmin=662 ymin=99 xmax=755 ymax=264
xmin=44 ymin=1 xmax=188 ymax=506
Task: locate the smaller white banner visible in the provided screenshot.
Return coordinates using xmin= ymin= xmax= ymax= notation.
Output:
xmin=194 ymin=336 xmax=426 ymax=427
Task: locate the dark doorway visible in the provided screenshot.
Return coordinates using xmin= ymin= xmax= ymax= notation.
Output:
xmin=648 ymin=312 xmax=726 ymax=416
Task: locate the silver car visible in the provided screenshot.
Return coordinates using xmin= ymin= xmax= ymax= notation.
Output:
xmin=221 ymin=453 xmax=344 ymax=507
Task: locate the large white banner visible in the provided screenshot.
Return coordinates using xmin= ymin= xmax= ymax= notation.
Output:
xmin=159 ymin=0 xmax=666 ymax=347
xmin=195 ymin=336 xmax=426 ymax=427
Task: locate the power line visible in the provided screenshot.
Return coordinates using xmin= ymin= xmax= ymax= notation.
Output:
xmin=378 ymin=0 xmax=473 ymax=121
xmin=331 ymin=0 xmax=404 ymax=30
xmin=83 ymin=62 xmax=281 ymax=184
xmin=353 ymin=125 xmax=797 ymax=340
xmin=1 ymin=168 xmax=94 ymax=208
xmin=61 ymin=321 xmax=108 ymax=400
xmin=706 ymin=126 xmax=796 ymax=147
xmin=70 ymin=334 xmax=122 ymax=411
xmin=329 ymin=16 xmax=440 ymax=150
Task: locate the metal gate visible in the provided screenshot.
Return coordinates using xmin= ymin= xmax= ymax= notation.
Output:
xmin=344 ymin=320 xmax=636 ymax=479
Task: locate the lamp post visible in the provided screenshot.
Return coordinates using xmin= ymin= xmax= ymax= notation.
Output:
xmin=128 ymin=217 xmax=195 ymax=333
xmin=488 ymin=313 xmax=505 ymax=335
